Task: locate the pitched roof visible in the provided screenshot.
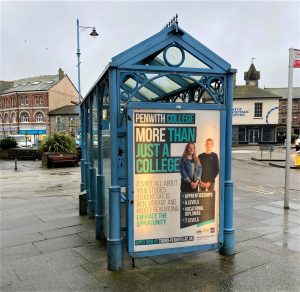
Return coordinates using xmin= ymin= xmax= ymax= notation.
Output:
xmin=0 ymin=74 xmax=60 ymax=94
xmin=264 ymin=87 xmax=300 ymax=99
xmin=233 ymin=85 xmax=280 ymax=99
xmin=48 ymin=105 xmax=79 ymax=115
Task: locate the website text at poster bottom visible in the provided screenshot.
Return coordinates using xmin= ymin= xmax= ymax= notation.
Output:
xmin=135 ymin=236 xmax=194 ymax=246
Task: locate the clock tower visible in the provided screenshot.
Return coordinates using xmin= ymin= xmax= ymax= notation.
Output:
xmin=244 ymin=63 xmax=260 ymax=86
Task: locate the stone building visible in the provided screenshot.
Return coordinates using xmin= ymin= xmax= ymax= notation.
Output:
xmin=0 ymin=68 xmax=78 ymax=144
xmin=47 ymin=105 xmax=79 ymax=138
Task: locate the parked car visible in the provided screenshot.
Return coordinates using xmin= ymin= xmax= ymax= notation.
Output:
xmin=295 ymin=135 xmax=300 ymax=151
xmin=10 ymin=135 xmax=33 ymax=148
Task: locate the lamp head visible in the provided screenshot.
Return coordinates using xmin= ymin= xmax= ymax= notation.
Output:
xmin=90 ymin=27 xmax=99 ymax=37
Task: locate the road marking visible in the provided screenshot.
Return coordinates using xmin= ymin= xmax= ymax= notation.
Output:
xmin=236 ymin=185 xmax=274 ymax=194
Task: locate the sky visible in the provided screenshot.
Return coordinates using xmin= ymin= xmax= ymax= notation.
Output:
xmin=1 ymin=1 xmax=300 ymax=96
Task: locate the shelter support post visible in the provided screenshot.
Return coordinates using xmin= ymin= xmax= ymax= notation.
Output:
xmin=95 ymin=174 xmax=105 ymax=239
xmin=107 ymin=68 xmax=123 ymax=270
xmin=80 ymin=159 xmax=85 ymax=192
xmin=107 ymin=185 xmax=123 ymax=270
xmin=88 ymin=167 xmax=96 ymax=218
xmin=84 ymin=161 xmax=91 ymax=214
xmin=220 ymin=72 xmax=235 ymax=256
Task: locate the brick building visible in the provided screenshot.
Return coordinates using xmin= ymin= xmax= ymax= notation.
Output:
xmin=264 ymin=87 xmax=300 ymax=142
xmin=0 ymin=69 xmax=78 ymax=144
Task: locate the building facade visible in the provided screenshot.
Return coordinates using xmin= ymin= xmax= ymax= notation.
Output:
xmin=0 ymin=69 xmax=78 ymax=144
xmin=264 ymin=87 xmax=300 ymax=142
xmin=232 ymin=64 xmax=281 ymax=144
xmin=47 ymin=105 xmax=79 ymax=138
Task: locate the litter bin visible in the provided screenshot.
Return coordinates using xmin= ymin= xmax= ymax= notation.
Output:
xmin=294 ymin=151 xmax=300 ymax=166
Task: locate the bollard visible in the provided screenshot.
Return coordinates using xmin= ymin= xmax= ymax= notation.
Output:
xmin=14 ymin=158 xmax=17 ymax=171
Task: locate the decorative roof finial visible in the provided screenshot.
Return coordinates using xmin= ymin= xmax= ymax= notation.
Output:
xmin=162 ymin=14 xmax=179 ymax=31
xmin=251 ymin=57 xmax=255 ymax=64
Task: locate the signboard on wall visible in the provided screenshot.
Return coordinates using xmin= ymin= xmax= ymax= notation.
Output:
xmin=131 ymin=109 xmax=220 ymax=252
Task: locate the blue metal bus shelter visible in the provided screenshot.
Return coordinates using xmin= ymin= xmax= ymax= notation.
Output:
xmin=80 ymin=18 xmax=236 ymax=271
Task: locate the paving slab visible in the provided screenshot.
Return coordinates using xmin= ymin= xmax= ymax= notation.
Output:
xmin=10 ymin=248 xmax=88 ymax=281
xmin=33 ymin=233 xmax=90 ymax=253
xmin=1 ymin=243 xmax=41 ymax=261
xmin=4 ymin=266 xmax=103 ymax=292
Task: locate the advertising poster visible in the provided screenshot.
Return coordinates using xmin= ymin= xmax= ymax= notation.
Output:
xmin=133 ymin=109 xmax=220 ymax=252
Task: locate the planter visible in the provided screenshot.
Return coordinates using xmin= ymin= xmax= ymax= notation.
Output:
xmin=0 ymin=149 xmax=9 ymax=159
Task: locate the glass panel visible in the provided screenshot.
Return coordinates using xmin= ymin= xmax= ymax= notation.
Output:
xmin=137 ymin=86 xmax=158 ymax=99
xmin=262 ymin=127 xmax=274 ymax=142
xmin=123 ymin=78 xmax=137 ymax=91
xmin=92 ymin=95 xmax=98 ymax=171
xmin=238 ymin=127 xmax=247 ymax=142
xmin=182 ymin=51 xmax=210 ymax=68
xmin=151 ymin=76 xmax=181 ymax=93
xmin=164 ymin=46 xmax=183 ymax=66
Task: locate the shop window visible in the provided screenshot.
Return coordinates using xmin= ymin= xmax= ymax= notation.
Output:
xmin=262 ymin=127 xmax=274 ymax=142
xmin=238 ymin=127 xmax=247 ymax=142
xmin=254 ymin=103 xmax=262 ymax=118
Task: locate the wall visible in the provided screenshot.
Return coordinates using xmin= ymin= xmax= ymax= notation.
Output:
xmin=232 ymin=98 xmax=279 ymax=125
xmin=48 ymin=76 xmax=78 ymax=110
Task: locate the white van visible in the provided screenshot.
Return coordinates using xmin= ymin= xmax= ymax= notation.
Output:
xmin=10 ymin=135 xmax=33 ymax=148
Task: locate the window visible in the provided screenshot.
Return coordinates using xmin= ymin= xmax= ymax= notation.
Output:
xmin=281 ymin=103 xmax=287 ymax=110
xmin=293 ymin=103 xmax=299 ymax=110
xmin=21 ymin=96 xmax=28 ymax=106
xmin=254 ymin=103 xmax=263 ymax=118
xmin=293 ymin=116 xmax=298 ymax=124
xmin=281 ymin=118 xmax=286 ymax=124
xmin=39 ymin=97 xmax=43 ymax=105
xmin=35 ymin=96 xmax=39 ymax=104
xmin=4 ymin=113 xmax=9 ymax=123
xmin=11 ymin=113 xmax=16 ymax=123
xmin=56 ymin=116 xmax=61 ymax=123
xmin=20 ymin=112 xmax=29 ymax=122
xmin=36 ymin=112 xmax=44 ymax=122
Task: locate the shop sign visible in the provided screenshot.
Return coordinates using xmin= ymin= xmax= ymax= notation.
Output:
xmin=232 ymin=107 xmax=249 ymax=117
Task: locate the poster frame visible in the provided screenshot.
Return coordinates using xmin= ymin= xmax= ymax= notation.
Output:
xmin=127 ymin=102 xmax=226 ymax=258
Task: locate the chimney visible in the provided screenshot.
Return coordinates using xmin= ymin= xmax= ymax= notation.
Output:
xmin=58 ymin=68 xmax=64 ymax=80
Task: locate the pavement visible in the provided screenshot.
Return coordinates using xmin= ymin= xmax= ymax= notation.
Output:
xmin=0 ymin=146 xmax=300 ymax=291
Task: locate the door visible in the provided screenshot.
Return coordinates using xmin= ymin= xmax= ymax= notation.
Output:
xmin=249 ymin=129 xmax=259 ymax=144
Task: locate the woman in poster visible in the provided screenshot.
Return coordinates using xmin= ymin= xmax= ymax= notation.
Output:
xmin=180 ymin=143 xmax=203 ymax=192
xmin=198 ymin=138 xmax=219 ymax=192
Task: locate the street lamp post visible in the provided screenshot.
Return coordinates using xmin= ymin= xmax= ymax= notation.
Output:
xmin=76 ymin=18 xmax=98 ymax=192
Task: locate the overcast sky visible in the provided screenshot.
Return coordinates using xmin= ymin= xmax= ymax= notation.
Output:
xmin=1 ymin=1 xmax=300 ymax=96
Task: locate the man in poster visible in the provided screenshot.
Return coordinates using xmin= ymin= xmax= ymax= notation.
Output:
xmin=198 ymin=138 xmax=220 ymax=192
